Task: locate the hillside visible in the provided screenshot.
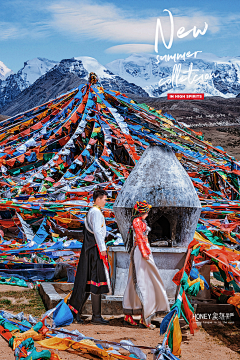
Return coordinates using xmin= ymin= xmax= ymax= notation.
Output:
xmin=125 ymin=95 xmax=240 ymax=160
xmin=0 ymin=114 xmax=9 ymax=121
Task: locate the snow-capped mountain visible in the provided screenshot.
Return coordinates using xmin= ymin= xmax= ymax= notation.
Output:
xmin=59 ymin=56 xmax=149 ymax=96
xmin=75 ymin=56 xmax=114 ymax=79
xmin=0 ymin=58 xmax=58 ymax=109
xmin=3 ymin=52 xmax=240 ymax=117
xmin=0 ymin=61 xmax=13 ymax=80
xmin=0 ymin=57 xmax=148 ymax=116
xmin=106 ymin=53 xmax=240 ymax=98
xmin=18 ymin=58 xmax=59 ymax=88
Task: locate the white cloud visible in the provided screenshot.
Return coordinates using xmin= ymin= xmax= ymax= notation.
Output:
xmin=106 ymin=44 xmax=155 ymax=53
xmin=3 ymin=0 xmax=238 ymax=48
xmin=0 ymin=20 xmax=50 ymax=41
xmin=0 ymin=22 xmax=26 ymax=40
xmin=48 ymin=1 xmax=220 ymax=44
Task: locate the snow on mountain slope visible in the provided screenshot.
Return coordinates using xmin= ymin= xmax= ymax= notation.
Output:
xmin=4 ymin=51 xmax=239 ymax=116
xmin=75 ymin=56 xmax=113 ymax=79
xmin=19 ymin=58 xmax=59 ymax=87
xmin=0 ymin=61 xmax=13 ymax=80
xmin=0 ymin=57 xmax=149 ymax=115
xmin=73 ymin=56 xmax=149 ymax=97
xmin=0 ymin=58 xmax=58 ymax=109
xmin=107 ymin=54 xmax=155 ymax=88
xmin=106 ymin=53 xmax=240 ymax=98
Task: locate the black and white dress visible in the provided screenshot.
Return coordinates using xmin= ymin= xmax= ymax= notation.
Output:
xmin=69 ymin=206 xmax=111 ymax=314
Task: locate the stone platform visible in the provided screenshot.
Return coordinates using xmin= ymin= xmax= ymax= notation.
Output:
xmin=39 ymin=245 xmax=214 ymax=316
xmin=108 ymin=245 xmax=188 ymax=299
xmin=39 ymin=245 xmax=188 ymax=314
xmin=39 ymin=282 xmax=175 ymax=315
xmin=39 ymin=282 xmax=124 ymax=315
xmin=39 ymin=281 xmax=240 ymax=323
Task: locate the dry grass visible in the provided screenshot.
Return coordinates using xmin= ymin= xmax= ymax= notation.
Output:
xmin=0 ymin=289 xmax=46 ymax=317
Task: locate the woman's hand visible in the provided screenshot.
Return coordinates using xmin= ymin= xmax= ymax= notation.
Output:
xmin=144 ymin=255 xmax=149 ymax=260
xmin=101 ymin=251 xmax=107 ymax=257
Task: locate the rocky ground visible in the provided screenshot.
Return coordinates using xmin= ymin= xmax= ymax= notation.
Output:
xmin=197 ymin=126 xmax=240 ymax=160
xmin=1 ymin=314 xmax=240 ymax=360
xmin=128 ymin=96 xmax=240 ymax=127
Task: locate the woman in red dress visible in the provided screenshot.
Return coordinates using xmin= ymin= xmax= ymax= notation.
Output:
xmin=123 ymin=201 xmax=170 ymax=329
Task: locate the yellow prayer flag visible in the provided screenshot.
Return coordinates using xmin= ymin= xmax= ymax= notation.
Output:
xmin=172 ymin=314 xmax=182 ymax=356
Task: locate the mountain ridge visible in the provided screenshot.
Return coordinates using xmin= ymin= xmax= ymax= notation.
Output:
xmin=0 ymin=58 xmax=58 ymax=110
xmin=106 ymin=53 xmax=240 ymax=98
xmin=0 ymin=60 xmax=13 ymax=80
xmin=1 ymin=53 xmax=240 ymax=117
xmin=0 ymin=57 xmax=148 ymax=116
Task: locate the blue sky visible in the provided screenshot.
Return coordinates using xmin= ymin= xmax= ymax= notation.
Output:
xmin=1 ymin=0 xmax=240 ymax=72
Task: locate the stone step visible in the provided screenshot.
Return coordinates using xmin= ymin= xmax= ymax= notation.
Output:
xmin=39 ymin=282 xmax=174 ymax=315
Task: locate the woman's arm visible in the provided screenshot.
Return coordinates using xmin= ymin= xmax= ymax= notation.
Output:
xmin=132 ymin=218 xmax=151 ymax=259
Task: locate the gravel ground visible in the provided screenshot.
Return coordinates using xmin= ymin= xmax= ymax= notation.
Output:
xmin=0 ymin=314 xmax=240 ymax=360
